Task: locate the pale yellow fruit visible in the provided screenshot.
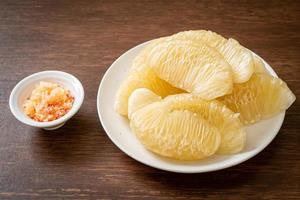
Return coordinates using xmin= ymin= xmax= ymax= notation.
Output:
xmin=147 ymin=40 xmax=233 ymax=100
xmin=130 ymin=48 xmax=149 ymax=72
xmin=163 ymin=94 xmax=245 ymax=154
xmin=170 ymin=30 xmax=254 ymax=83
xmin=128 ymin=88 xmax=161 ymax=119
xmin=129 ymin=89 xmax=245 ymax=159
xmin=131 ymin=39 xmax=165 ymax=72
xmin=115 ymin=39 xmax=183 ymax=116
xmin=219 ymin=74 xmax=296 ymax=124
xmin=169 ymin=30 xmax=227 ymax=51
xmin=114 ymin=66 xmax=182 ymax=116
xmin=253 ymin=55 xmax=268 ymax=74
xmin=130 ymin=103 xmax=221 ymax=160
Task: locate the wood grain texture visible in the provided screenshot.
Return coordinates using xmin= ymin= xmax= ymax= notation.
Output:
xmin=0 ymin=0 xmax=299 ymax=199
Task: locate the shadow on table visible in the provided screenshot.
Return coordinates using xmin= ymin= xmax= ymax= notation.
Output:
xmin=127 ymin=134 xmax=283 ymax=191
xmin=29 ymin=113 xmax=107 ymax=166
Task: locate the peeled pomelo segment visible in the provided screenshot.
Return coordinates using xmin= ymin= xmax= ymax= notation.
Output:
xmin=114 ymin=67 xmax=183 ymax=116
xmin=130 ymin=102 xmax=221 ymax=160
xmin=114 ymin=73 xmax=142 ymax=116
xmin=128 ymin=88 xmax=161 ymax=119
xmin=169 ymin=30 xmax=227 ymax=50
xmin=129 ymin=89 xmax=245 ymax=158
xmin=163 ymin=94 xmax=245 ymax=154
xmin=131 ymin=38 xmax=166 ymax=72
xmin=170 ymin=30 xmax=254 ymax=83
xmin=219 ymin=38 xmax=254 ymax=83
xmin=219 ymin=74 xmax=296 ymax=125
xmin=215 ymin=111 xmax=245 ymax=154
xmin=114 ymin=38 xmax=182 ymax=116
xmin=130 ymin=50 xmax=148 ymax=72
xmin=253 ymin=55 xmax=268 ymax=74
xmin=147 ymin=40 xmax=233 ymax=100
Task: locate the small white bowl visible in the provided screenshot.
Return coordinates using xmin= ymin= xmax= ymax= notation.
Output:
xmin=9 ymin=71 xmax=84 ymax=130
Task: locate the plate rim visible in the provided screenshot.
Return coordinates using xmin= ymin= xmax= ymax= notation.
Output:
xmin=97 ymin=40 xmax=285 ymax=173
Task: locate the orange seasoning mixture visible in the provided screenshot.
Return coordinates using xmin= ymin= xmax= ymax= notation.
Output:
xmin=24 ymin=81 xmax=74 ymax=122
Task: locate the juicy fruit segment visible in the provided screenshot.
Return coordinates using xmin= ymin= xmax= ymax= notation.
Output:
xmin=162 ymin=94 xmax=245 ymax=154
xmin=114 ymin=67 xmax=182 ymax=116
xmin=221 ymin=38 xmax=254 ymax=82
xmin=131 ymin=39 xmax=165 ymax=72
xmin=219 ymin=74 xmax=296 ymax=124
xmin=128 ymin=88 xmax=161 ymax=119
xmin=148 ymin=40 xmax=233 ymax=100
xmin=130 ymin=100 xmax=221 ymax=160
xmin=170 ymin=30 xmax=254 ymax=83
xmin=131 ymin=109 xmax=220 ymax=160
xmin=169 ymin=30 xmax=227 ymax=50
xmin=129 ymin=89 xmax=245 ymax=159
xmin=253 ymin=55 xmax=268 ymax=74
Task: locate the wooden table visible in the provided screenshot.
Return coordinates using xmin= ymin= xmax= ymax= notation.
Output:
xmin=0 ymin=0 xmax=299 ymax=199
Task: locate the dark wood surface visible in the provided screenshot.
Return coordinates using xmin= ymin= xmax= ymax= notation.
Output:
xmin=0 ymin=0 xmax=299 ymax=199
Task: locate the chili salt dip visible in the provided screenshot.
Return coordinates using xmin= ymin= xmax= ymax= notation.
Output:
xmin=23 ymin=81 xmax=74 ymax=122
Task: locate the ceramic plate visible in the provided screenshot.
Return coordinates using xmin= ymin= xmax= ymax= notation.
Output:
xmin=97 ymin=41 xmax=285 ymax=173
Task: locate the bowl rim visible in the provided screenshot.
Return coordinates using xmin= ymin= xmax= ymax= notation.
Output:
xmin=9 ymin=70 xmax=84 ymax=128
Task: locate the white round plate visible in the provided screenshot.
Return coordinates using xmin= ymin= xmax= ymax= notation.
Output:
xmin=97 ymin=41 xmax=285 ymax=173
